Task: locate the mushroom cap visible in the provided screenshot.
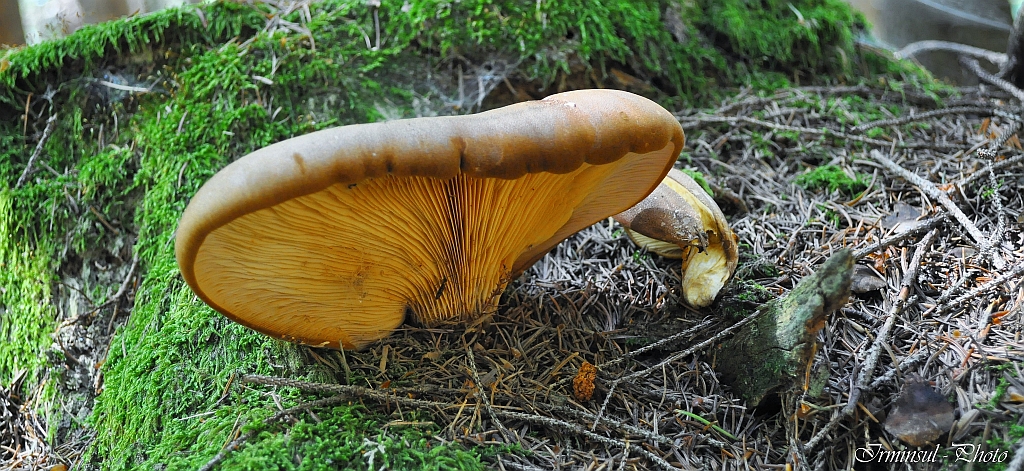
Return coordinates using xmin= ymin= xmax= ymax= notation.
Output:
xmin=614 ymin=168 xmax=738 ymax=307
xmin=176 ymin=89 xmax=684 ymax=349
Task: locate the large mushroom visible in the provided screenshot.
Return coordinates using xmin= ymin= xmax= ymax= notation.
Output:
xmin=614 ymin=168 xmax=738 ymax=307
xmin=176 ymin=90 xmax=684 ymax=349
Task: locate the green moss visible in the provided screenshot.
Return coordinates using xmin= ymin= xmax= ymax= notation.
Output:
xmin=737 ymin=282 xmax=773 ymax=303
xmin=0 ymin=3 xmax=265 ymax=92
xmin=699 ymin=0 xmax=862 ymax=81
xmin=680 ymin=169 xmax=713 ymax=196
xmin=0 ymin=190 xmax=57 ymax=387
xmin=721 ymin=280 xmax=776 ymax=320
xmin=1 ymin=0 xmax=895 ymax=111
xmin=795 ymin=164 xmax=869 ymax=196
xmin=929 ymin=423 xmax=1021 ymax=470
xmin=223 ymin=408 xmax=483 ymax=470
xmin=990 ymin=376 xmax=1011 ymax=409
xmin=624 ymin=337 xmax=654 ymax=347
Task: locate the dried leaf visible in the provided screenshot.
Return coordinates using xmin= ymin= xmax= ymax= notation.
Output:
xmin=881 ymin=202 xmax=923 ymax=233
xmin=884 ymin=375 xmax=955 ymax=447
xmin=851 ymin=265 xmax=887 ymax=293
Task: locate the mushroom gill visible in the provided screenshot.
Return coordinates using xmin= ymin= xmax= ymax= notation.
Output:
xmin=192 ymin=153 xmax=670 ymax=349
xmin=176 ymin=89 xmax=684 ymax=349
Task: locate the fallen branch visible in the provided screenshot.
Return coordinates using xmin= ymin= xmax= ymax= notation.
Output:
xmin=895 ymin=40 xmax=1007 ymax=67
xmin=680 ymin=115 xmax=960 ymax=151
xmin=981 ymin=152 xmax=1010 ymax=270
xmin=868 ymin=348 xmax=934 ymax=389
xmin=868 ymin=150 xmax=1005 ymax=268
xmin=847 ymin=230 xmax=937 ymax=414
xmin=15 ymin=114 xmax=57 ymax=189
xmin=960 ymin=56 xmax=1024 ymax=105
xmin=465 ymin=343 xmax=514 ymax=443
xmin=850 ymin=106 xmax=1013 ymax=133
xmin=852 ymin=214 xmax=949 ymax=259
xmin=927 ymin=260 xmax=1024 ymax=317
xmin=960 ymin=151 xmax=1024 ymax=188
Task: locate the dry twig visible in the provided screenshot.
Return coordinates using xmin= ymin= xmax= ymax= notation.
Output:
xmin=15 ymin=114 xmax=57 ymax=189
xmin=851 ymin=106 xmax=1010 ymax=133
xmin=895 ymin=40 xmax=1007 ymax=67
xmin=869 ymin=150 xmax=1006 ymax=268
xmin=960 ymin=56 xmax=1024 ymax=105
xmin=928 ymin=261 xmax=1024 ymax=317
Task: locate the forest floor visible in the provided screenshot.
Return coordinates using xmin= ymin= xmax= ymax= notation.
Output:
xmin=223 ymin=83 xmax=1024 ymax=470
xmin=1 ymin=1 xmax=1022 ymax=470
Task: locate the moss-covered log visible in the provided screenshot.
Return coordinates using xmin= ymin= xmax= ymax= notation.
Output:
xmin=716 ymin=249 xmax=854 ymax=406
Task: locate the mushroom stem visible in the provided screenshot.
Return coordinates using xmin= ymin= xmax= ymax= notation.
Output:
xmin=614 ymin=169 xmax=738 ymax=307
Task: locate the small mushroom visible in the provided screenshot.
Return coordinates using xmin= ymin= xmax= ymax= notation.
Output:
xmin=614 ymin=169 xmax=738 ymax=307
xmin=176 ymin=90 xmax=684 ymax=349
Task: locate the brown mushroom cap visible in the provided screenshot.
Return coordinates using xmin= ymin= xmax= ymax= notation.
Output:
xmin=614 ymin=168 xmax=738 ymax=307
xmin=175 ymin=89 xmax=684 ymax=349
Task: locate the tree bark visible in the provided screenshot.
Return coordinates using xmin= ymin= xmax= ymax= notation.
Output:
xmin=715 ymin=249 xmax=853 ymax=406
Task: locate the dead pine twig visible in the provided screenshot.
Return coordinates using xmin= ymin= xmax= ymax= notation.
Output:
xmin=852 ymin=214 xmax=949 ymax=259
xmin=960 ymin=151 xmax=1024 ymax=188
xmin=895 ymin=40 xmax=1007 ymax=68
xmin=88 ymin=205 xmax=121 ymax=235
xmin=960 ymin=56 xmax=1024 ymax=105
xmin=680 ymin=114 xmax=959 ymax=150
xmin=928 ymin=260 xmax=1024 ymax=317
xmin=56 ymin=253 xmax=140 ymax=330
xmin=959 ymin=53 xmax=1024 ymax=251
xmin=498 ymin=409 xmax=679 ymax=471
xmin=850 ymin=106 xmax=1006 ymax=134
xmin=805 ymin=229 xmax=937 ymax=451
xmin=15 ymin=114 xmax=58 ymax=189
xmin=464 ymin=343 xmax=514 ymax=443
xmin=868 ymin=348 xmax=934 ymax=390
xmin=977 ymin=149 xmax=1011 ymax=265
xmin=96 ymin=253 xmax=140 ymax=312
xmin=551 ymin=317 xmax=717 ymax=391
xmin=591 ymin=304 xmax=769 ymax=432
xmin=847 ymin=229 xmax=937 ymax=414
xmin=868 ymin=150 xmax=1006 ymax=269
xmin=541 ymin=401 xmax=728 ymax=450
